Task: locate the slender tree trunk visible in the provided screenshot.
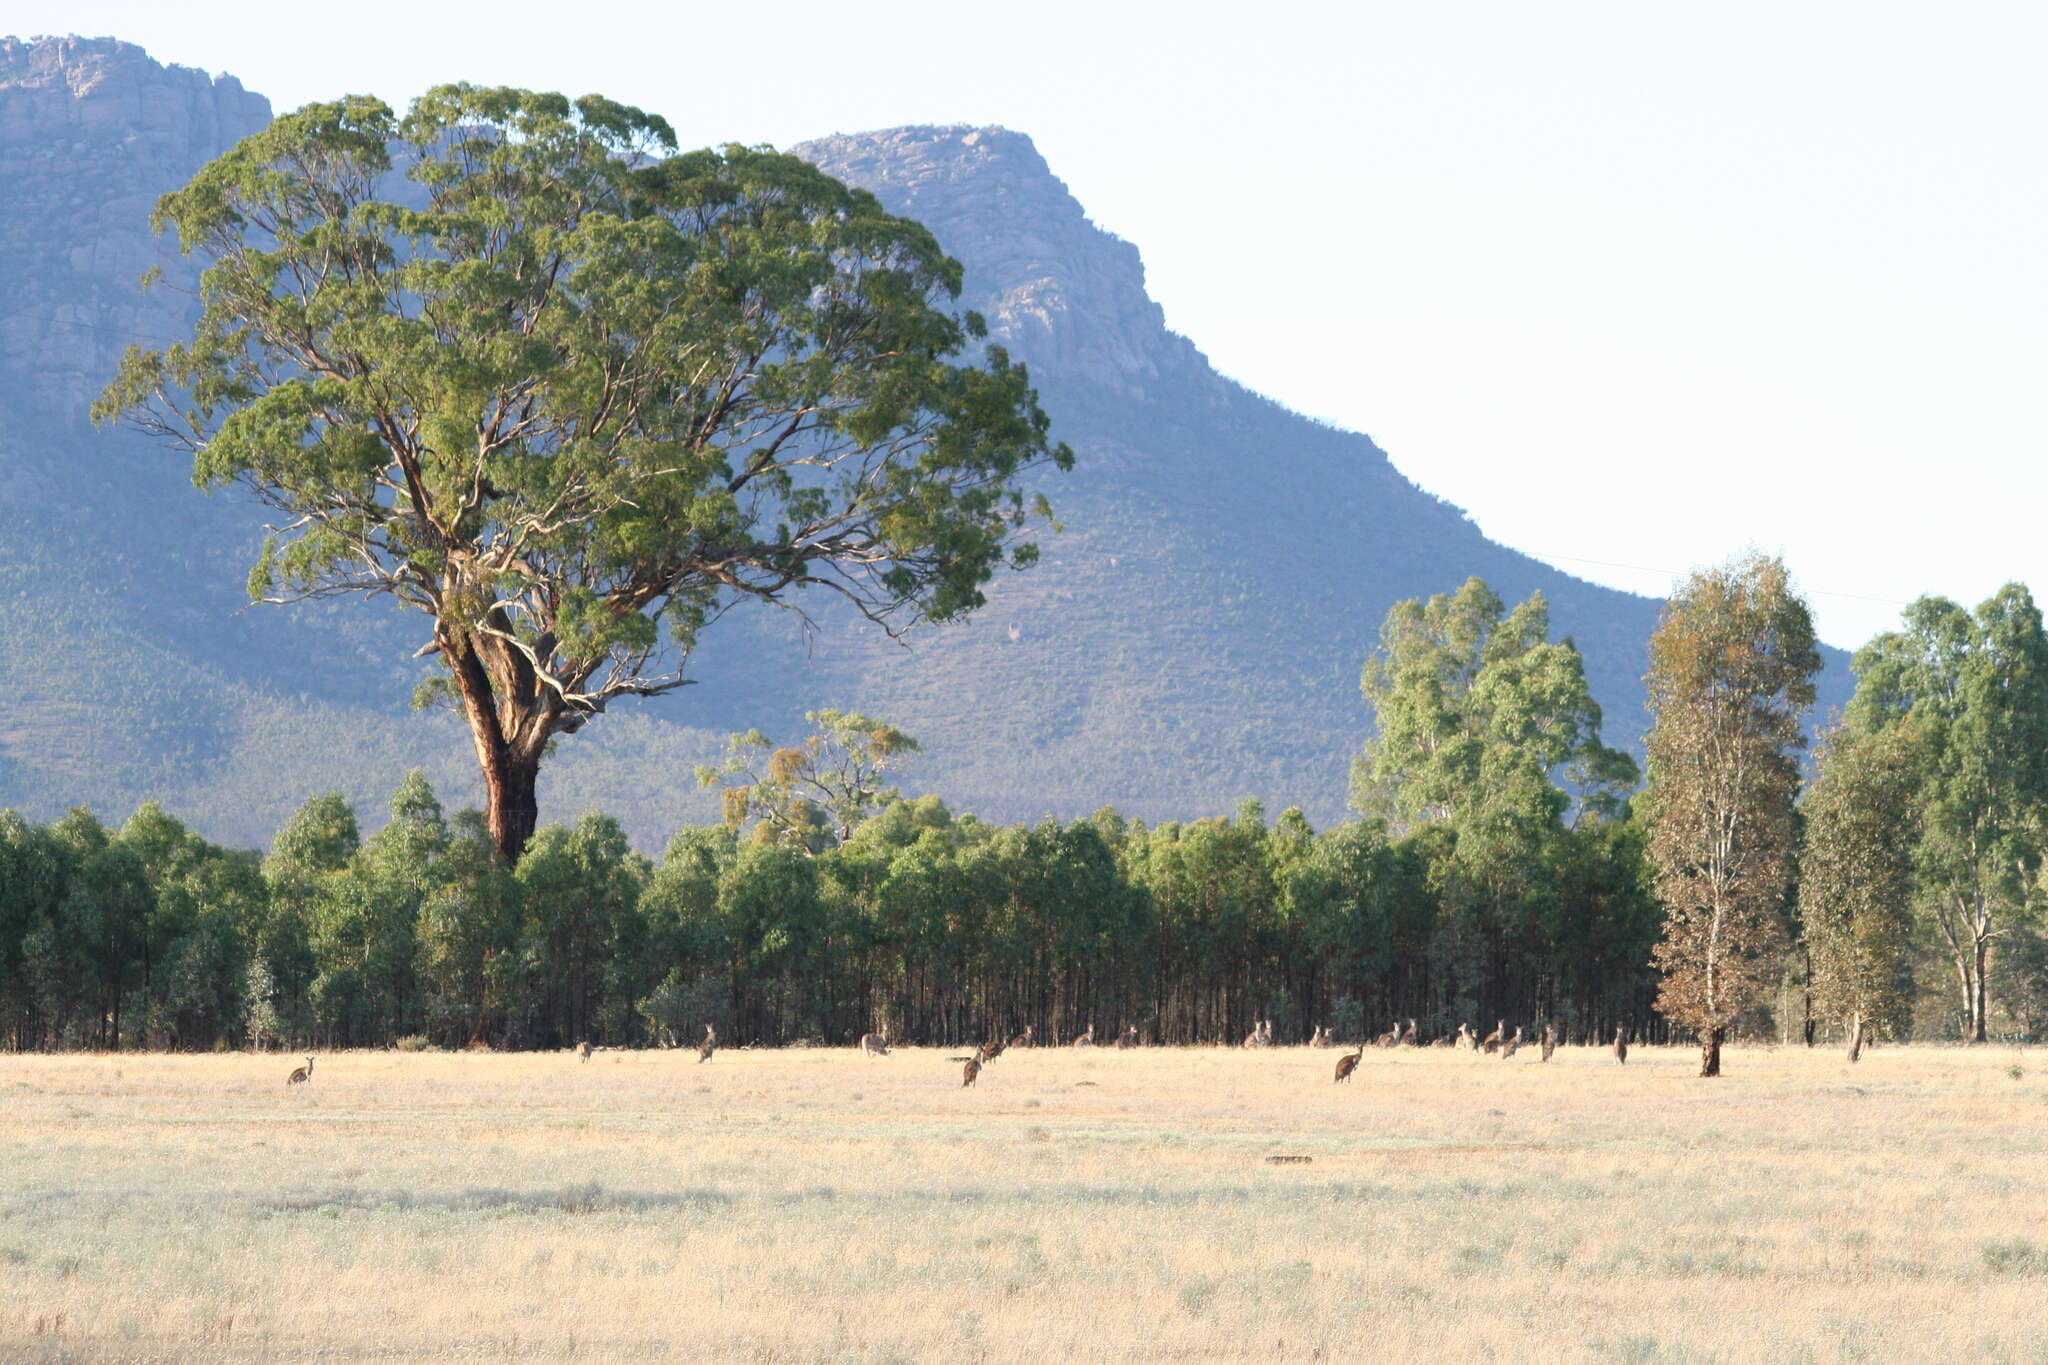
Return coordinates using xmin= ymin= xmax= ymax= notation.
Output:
xmin=1846 ymin=1012 xmax=1864 ymax=1063
xmin=1971 ymin=937 xmax=1990 ymax=1043
xmin=1699 ymin=1025 xmax=1723 ymax=1077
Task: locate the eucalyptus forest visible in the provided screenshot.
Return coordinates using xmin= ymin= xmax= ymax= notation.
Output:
xmin=6 ymin=562 xmax=2047 ymax=1066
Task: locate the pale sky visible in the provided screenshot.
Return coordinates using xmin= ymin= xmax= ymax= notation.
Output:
xmin=27 ymin=1 xmax=2047 ymax=648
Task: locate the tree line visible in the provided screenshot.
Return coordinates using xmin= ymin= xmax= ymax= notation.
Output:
xmin=4 ymin=555 xmax=2046 ymax=1057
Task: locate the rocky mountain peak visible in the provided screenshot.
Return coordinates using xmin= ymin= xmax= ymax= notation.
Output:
xmin=0 ymin=35 xmax=270 ymax=425
xmin=793 ymin=125 xmax=1212 ymax=401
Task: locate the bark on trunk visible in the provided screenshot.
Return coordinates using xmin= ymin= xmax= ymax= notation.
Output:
xmin=1846 ymin=1013 xmax=1864 ymax=1063
xmin=1970 ymin=939 xmax=1990 ymax=1043
xmin=1699 ymin=1025 xmax=1724 ymax=1077
xmin=481 ymin=747 xmax=542 ymax=866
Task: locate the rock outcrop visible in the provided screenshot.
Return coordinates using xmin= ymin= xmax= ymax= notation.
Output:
xmin=0 ymin=36 xmax=270 ymax=422
xmin=796 ymin=126 xmax=1214 ymax=403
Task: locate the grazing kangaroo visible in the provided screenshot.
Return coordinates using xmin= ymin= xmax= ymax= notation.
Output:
xmin=962 ymin=1055 xmax=982 ymax=1087
xmin=697 ymin=1024 xmax=717 ymax=1063
xmin=576 ymin=1040 xmax=592 ymax=1063
xmin=1540 ymin=1024 xmax=1556 ymax=1063
xmin=1116 ymin=1025 xmax=1139 ymax=1050
xmin=286 ymin=1056 xmax=314 ymax=1086
xmin=860 ymin=1029 xmax=891 ymax=1058
xmin=1074 ymin=1025 xmax=1095 ymax=1048
xmin=1481 ymin=1021 xmax=1504 ymax=1054
xmin=1334 ymin=1042 xmax=1365 ymax=1083
xmin=1614 ymin=1027 xmax=1629 ymax=1064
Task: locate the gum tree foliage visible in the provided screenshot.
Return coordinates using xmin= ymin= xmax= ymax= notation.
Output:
xmin=697 ymin=709 xmax=919 ymax=849
xmin=1844 ymin=587 xmax=2048 ymax=1042
xmin=1644 ymin=553 xmax=1819 ymax=1077
xmin=1800 ymin=722 xmax=1920 ymax=1058
xmin=1351 ymin=578 xmax=1639 ymax=1027
xmin=95 ymin=85 xmax=1071 ymax=863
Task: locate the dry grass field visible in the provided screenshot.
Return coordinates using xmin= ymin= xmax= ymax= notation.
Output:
xmin=3 ymin=1042 xmax=2046 ymax=1363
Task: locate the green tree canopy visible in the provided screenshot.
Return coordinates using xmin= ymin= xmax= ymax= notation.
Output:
xmin=698 ymin=709 xmax=920 ymax=849
xmin=1844 ymin=585 xmax=2048 ymax=1041
xmin=96 ymin=85 xmax=1071 ymax=862
xmin=1800 ymin=721 xmax=1920 ymax=1057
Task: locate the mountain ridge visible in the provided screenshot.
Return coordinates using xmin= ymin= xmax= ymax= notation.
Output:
xmin=0 ymin=37 xmax=1850 ymax=848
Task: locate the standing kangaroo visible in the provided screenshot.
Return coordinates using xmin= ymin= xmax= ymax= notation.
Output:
xmin=1074 ymin=1025 xmax=1094 ymax=1048
xmin=1116 ymin=1025 xmax=1139 ymax=1050
xmin=286 ymin=1056 xmax=314 ymax=1086
xmin=576 ymin=1040 xmax=592 ymax=1063
xmin=1334 ymin=1042 xmax=1365 ymax=1084
xmin=1614 ymin=1027 xmax=1629 ymax=1064
xmin=860 ymin=1029 xmax=891 ymax=1058
xmin=697 ymin=1024 xmax=717 ymax=1063
xmin=1540 ymin=1024 xmax=1556 ymax=1063
xmin=962 ymin=1055 xmax=982 ymax=1087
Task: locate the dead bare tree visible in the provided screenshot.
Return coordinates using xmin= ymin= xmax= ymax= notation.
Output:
xmin=1614 ymin=1027 xmax=1629 ymax=1064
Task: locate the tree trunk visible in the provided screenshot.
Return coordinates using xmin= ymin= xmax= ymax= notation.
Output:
xmin=1699 ymin=1025 xmax=1723 ymax=1077
xmin=1846 ymin=1013 xmax=1864 ymax=1063
xmin=481 ymin=750 xmax=542 ymax=867
xmin=1970 ymin=938 xmax=1990 ymax=1043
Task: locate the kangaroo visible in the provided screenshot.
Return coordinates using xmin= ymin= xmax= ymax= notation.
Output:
xmin=576 ymin=1040 xmax=592 ymax=1063
xmin=962 ymin=1055 xmax=982 ymax=1088
xmin=981 ymin=1036 xmax=1006 ymax=1063
xmin=1116 ymin=1025 xmax=1139 ymax=1050
xmin=1614 ymin=1027 xmax=1629 ymax=1064
xmin=1008 ymin=1024 xmax=1034 ymax=1050
xmin=1334 ymin=1042 xmax=1365 ymax=1083
xmin=1481 ymin=1021 xmax=1504 ymax=1054
xmin=286 ymin=1055 xmax=314 ymax=1086
xmin=1540 ymin=1024 xmax=1556 ymax=1063
xmin=1400 ymin=1018 xmax=1418 ymax=1046
xmin=697 ymin=1024 xmax=717 ymax=1063
xmin=860 ymin=1029 xmax=891 ymax=1058
xmin=1455 ymin=1023 xmax=1475 ymax=1051
xmin=1500 ymin=1026 xmax=1523 ymax=1059
xmin=1074 ymin=1025 xmax=1095 ymax=1048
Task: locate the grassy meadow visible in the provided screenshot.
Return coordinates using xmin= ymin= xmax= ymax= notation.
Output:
xmin=3 ymin=1042 xmax=2046 ymax=1362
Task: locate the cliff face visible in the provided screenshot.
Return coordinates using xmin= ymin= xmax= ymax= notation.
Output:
xmin=0 ymin=36 xmax=270 ymax=425
xmin=796 ymin=127 xmax=1216 ymax=403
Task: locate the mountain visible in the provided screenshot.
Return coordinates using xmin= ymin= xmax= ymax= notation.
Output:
xmin=0 ymin=37 xmax=1851 ymax=848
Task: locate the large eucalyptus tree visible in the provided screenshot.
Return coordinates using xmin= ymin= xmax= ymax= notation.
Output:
xmin=1643 ymin=553 xmax=1819 ymax=1076
xmin=97 ymin=86 xmax=1070 ymax=862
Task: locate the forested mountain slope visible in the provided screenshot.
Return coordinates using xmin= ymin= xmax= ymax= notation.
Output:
xmin=0 ymin=37 xmax=1849 ymax=847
